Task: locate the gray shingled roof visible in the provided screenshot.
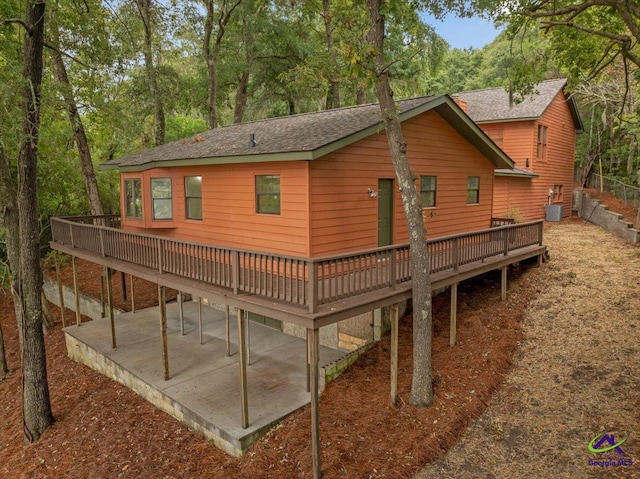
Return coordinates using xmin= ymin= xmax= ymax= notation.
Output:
xmin=454 ymin=78 xmax=582 ymax=128
xmin=104 ymin=95 xmax=514 ymax=171
xmin=106 ymin=97 xmax=432 ymax=169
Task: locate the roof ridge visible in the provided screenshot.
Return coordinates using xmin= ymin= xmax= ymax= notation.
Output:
xmin=207 ymin=95 xmax=437 ymax=132
xmin=454 ymin=78 xmax=567 ymax=96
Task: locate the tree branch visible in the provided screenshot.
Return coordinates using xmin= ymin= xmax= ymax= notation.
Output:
xmin=43 ymin=42 xmax=95 ymax=70
xmin=1 ymin=18 xmax=33 ymax=34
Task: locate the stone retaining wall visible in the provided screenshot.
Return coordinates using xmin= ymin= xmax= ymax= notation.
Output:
xmin=577 ymin=190 xmax=640 ymax=244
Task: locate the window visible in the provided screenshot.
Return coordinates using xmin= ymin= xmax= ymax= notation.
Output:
xmin=256 ymin=175 xmax=280 ymax=214
xmin=552 ymin=184 xmax=563 ymax=202
xmin=124 ymin=179 xmax=142 ymax=218
xmin=420 ymin=176 xmax=437 ymax=207
xmin=537 ymin=125 xmax=548 ymax=159
xmin=151 ymin=178 xmax=172 ymax=220
xmin=467 ymin=176 xmax=480 ymax=204
xmin=185 ymin=176 xmax=202 ymax=220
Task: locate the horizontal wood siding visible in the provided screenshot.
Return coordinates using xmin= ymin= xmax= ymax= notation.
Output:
xmin=121 ymin=162 xmax=310 ymax=256
xmin=310 ymin=110 xmax=495 ymax=256
xmin=488 ymin=91 xmax=577 ymax=221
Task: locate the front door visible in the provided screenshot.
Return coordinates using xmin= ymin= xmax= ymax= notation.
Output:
xmin=377 ymin=179 xmax=393 ymax=247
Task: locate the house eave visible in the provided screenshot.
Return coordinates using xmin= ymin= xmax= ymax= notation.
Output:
xmin=495 ymin=168 xmax=539 ymax=178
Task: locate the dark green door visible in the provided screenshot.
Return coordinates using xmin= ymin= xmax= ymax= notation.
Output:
xmin=378 ymin=179 xmax=393 ymax=247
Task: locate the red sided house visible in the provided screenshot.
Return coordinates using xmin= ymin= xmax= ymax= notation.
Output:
xmin=49 ymin=95 xmax=546 ymax=469
xmin=454 ymin=78 xmax=583 ymax=221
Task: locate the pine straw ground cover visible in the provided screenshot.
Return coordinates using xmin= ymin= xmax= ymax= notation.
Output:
xmin=2 ymin=255 xmax=541 ymax=477
xmin=418 ymin=219 xmax=640 ymax=479
xmin=1 ymin=219 xmax=637 ymax=478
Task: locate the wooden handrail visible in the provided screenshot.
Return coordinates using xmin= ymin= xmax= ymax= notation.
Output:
xmin=50 ymin=216 xmax=544 ymax=313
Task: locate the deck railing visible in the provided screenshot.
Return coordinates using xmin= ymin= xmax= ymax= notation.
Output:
xmin=51 ymin=217 xmax=543 ymax=313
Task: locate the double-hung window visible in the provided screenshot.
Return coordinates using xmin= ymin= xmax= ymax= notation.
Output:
xmin=467 ymin=176 xmax=480 ymax=204
xmin=124 ymin=179 xmax=142 ymax=218
xmin=185 ymin=176 xmax=203 ymax=220
xmin=420 ymin=176 xmax=437 ymax=208
xmin=537 ymin=125 xmax=548 ymax=159
xmin=151 ymin=178 xmax=172 ymax=220
xmin=256 ymin=175 xmax=280 ymax=214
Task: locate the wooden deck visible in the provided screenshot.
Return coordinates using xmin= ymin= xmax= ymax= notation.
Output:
xmin=50 ymin=216 xmax=546 ymax=329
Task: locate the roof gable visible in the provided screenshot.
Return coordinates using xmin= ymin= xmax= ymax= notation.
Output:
xmin=454 ymin=79 xmax=583 ymax=132
xmin=105 ymin=95 xmax=513 ymax=172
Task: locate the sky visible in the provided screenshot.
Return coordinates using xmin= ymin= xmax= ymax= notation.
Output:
xmin=421 ymin=13 xmax=503 ymax=50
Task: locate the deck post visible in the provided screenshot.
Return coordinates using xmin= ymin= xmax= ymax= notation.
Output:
xmin=232 ymin=251 xmax=239 ymax=295
xmin=99 ymin=272 xmax=105 ymax=318
xmin=306 ymin=329 xmax=311 ymax=393
xmin=537 ymin=253 xmax=543 ymax=268
xmin=225 ymin=305 xmax=231 ymax=356
xmin=106 ymin=267 xmax=116 ymax=349
xmin=130 ymin=274 xmax=135 ymax=313
xmin=309 ymin=328 xmax=321 ymax=479
xmin=246 ymin=310 xmax=251 ymax=366
xmin=450 ymin=283 xmax=458 ymax=347
xmin=178 ymin=292 xmax=184 ymax=335
xmin=501 ymin=266 xmax=507 ymax=301
xmin=503 ymin=228 xmax=509 ymax=256
xmin=390 ymin=250 xmax=396 ymax=289
xmin=538 ymin=220 xmax=544 ymax=246
xmin=198 ymin=297 xmax=203 ymax=345
xmin=54 ymin=251 xmax=66 ymax=328
xmin=453 ymin=237 xmax=459 ymax=272
xmin=159 ymin=285 xmax=170 ymax=381
xmin=237 ymin=308 xmax=249 ymax=428
xmin=120 ymin=271 xmax=127 ymax=301
xmin=390 ymin=303 xmax=399 ymax=405
xmin=308 ymin=261 xmax=318 ymax=313
xmin=72 ymin=256 xmax=81 ymax=326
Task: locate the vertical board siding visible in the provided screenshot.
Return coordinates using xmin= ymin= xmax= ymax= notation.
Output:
xmin=487 ymin=91 xmax=578 ymax=221
xmin=309 ymin=111 xmax=496 ymax=256
xmin=121 ymin=162 xmax=310 ymax=256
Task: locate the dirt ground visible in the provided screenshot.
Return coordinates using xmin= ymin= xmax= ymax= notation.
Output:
xmin=1 ymin=215 xmax=638 ymax=477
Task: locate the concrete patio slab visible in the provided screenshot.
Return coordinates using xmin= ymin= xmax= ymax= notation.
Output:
xmin=63 ymin=301 xmax=346 ymax=456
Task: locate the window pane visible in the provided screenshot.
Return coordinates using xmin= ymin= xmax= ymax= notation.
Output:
xmin=152 ymin=178 xmax=171 ymax=198
xmin=256 ymin=175 xmax=280 ymax=214
xmin=186 ymin=176 xmax=202 ymax=197
xmin=153 ymin=198 xmax=172 ymax=220
xmin=186 ymin=198 xmax=202 ymax=220
xmin=257 ymin=194 xmax=280 ymax=214
xmin=467 ymin=176 xmax=479 ymax=189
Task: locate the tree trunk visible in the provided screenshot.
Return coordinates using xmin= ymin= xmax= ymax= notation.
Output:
xmin=322 ymin=0 xmax=340 ymax=109
xmin=0 ymin=138 xmax=25 ymax=354
xmin=234 ymin=69 xmax=250 ymax=124
xmin=365 ymin=0 xmax=433 ymax=407
xmin=356 ymin=87 xmax=367 ymax=105
xmin=627 ymin=137 xmax=635 ymax=176
xmin=204 ymin=0 xmax=243 ymax=129
xmin=136 ymin=0 xmax=165 ymax=145
xmin=50 ymin=23 xmax=104 ymax=216
xmin=18 ymin=0 xmax=54 ymax=443
xmin=233 ymin=15 xmax=253 ymax=124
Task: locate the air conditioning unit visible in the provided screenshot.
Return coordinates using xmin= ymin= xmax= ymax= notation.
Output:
xmin=546 ymin=204 xmax=563 ymax=221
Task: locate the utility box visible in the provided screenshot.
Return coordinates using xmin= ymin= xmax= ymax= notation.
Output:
xmin=546 ymin=204 xmax=563 ymax=221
